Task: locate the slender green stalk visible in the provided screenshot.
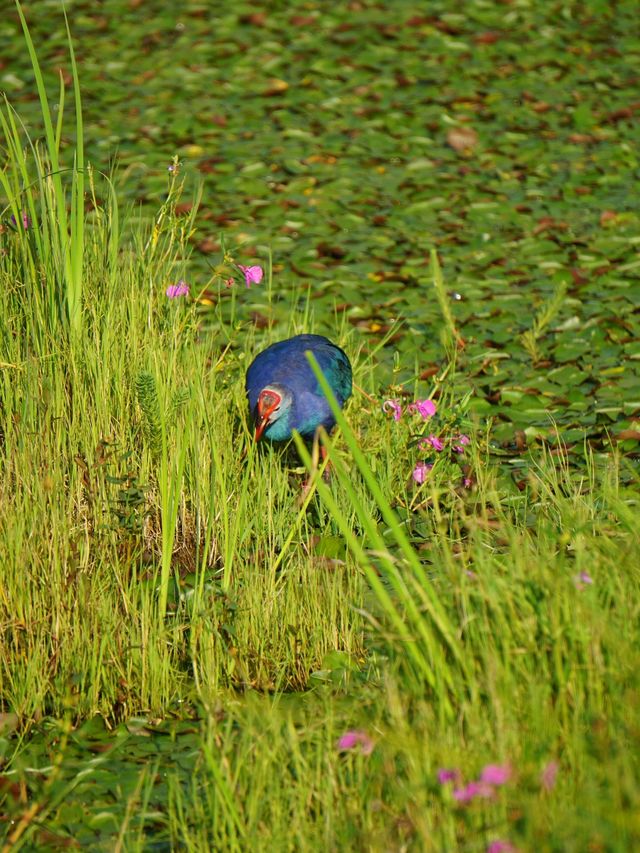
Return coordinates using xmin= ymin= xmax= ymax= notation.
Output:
xmin=11 ymin=0 xmax=85 ymax=338
xmin=430 ymin=248 xmax=463 ymax=355
xmin=157 ymin=393 xmax=190 ymax=621
xmin=303 ymin=353 xmax=469 ymax=694
xmin=64 ymin=3 xmax=85 ymax=337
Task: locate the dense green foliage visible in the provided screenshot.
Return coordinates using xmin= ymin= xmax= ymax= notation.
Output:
xmin=1 ymin=1 xmax=639 ymax=850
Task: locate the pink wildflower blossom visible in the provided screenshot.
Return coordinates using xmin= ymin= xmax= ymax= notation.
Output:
xmin=166 ymin=280 xmax=189 ymax=298
xmin=383 ymin=400 xmax=402 ymax=421
xmin=453 ymin=781 xmax=495 ymax=802
xmin=540 ymin=760 xmax=559 ymax=791
xmin=412 ymin=461 xmax=432 ymax=484
xmin=426 ymin=434 xmax=445 ymax=452
xmin=337 ymin=730 xmax=374 ymax=755
xmin=574 ymin=571 xmax=593 ymax=589
xmin=452 ymin=761 xmax=511 ymax=805
xmin=480 ymin=764 xmax=511 ymax=786
xmin=487 ymin=841 xmax=516 ymax=853
xmin=237 ymin=264 xmax=263 ymax=287
xmin=454 ymin=434 xmax=471 ymax=453
xmin=437 ymin=768 xmax=461 ymax=785
xmin=408 ymin=398 xmax=436 ymax=419
xmin=10 ymin=211 xmax=31 ymax=230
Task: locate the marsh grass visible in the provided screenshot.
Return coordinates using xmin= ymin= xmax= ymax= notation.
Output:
xmin=1 ymin=8 xmax=640 ymax=851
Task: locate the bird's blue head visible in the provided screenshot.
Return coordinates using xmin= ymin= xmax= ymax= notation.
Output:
xmin=254 ymin=384 xmax=293 ymax=442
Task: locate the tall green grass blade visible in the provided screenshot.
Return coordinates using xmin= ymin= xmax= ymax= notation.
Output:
xmin=304 ymin=351 xmax=469 ymax=683
xmin=54 ymin=70 xmax=65 ymax=153
xmin=65 ymin=2 xmax=85 ymax=337
xmin=292 ymin=432 xmax=446 ymax=695
xmin=201 ymin=739 xmax=246 ymax=843
xmin=430 ymin=248 xmax=462 ymax=356
xmin=157 ymin=402 xmax=189 ymax=622
xmin=15 ymin=1 xmax=68 ymax=248
xmin=14 ymin=0 xmax=84 ymax=337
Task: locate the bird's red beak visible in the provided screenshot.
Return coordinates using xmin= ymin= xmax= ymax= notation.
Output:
xmin=254 ymin=416 xmax=268 ymax=442
xmin=254 ymin=389 xmax=282 ymax=442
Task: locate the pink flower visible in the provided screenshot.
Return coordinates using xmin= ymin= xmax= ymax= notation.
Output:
xmin=426 ymin=434 xmax=445 ymax=452
xmin=225 ymin=277 xmax=235 ymax=287
xmin=166 ymin=280 xmax=189 ymax=298
xmin=383 ymin=400 xmax=402 ymax=421
xmin=463 ymin=477 xmax=472 ymax=488
xmin=454 ymin=434 xmax=470 ymax=453
xmin=337 ymin=730 xmax=374 ymax=756
xmin=412 ymin=461 xmax=432 ymax=484
xmin=480 ymin=764 xmax=511 ymax=786
xmin=453 ymin=781 xmax=494 ymax=802
xmin=408 ymin=398 xmax=436 ymax=419
xmin=452 ymin=762 xmax=511 ymax=804
xmin=487 ymin=841 xmax=516 ymax=853
xmin=10 ymin=210 xmax=31 ymax=230
xmin=437 ymin=768 xmax=461 ymax=785
xmin=237 ymin=264 xmax=263 ymax=287
xmin=573 ymin=571 xmax=593 ymax=589
xmin=540 ymin=760 xmax=559 ymax=791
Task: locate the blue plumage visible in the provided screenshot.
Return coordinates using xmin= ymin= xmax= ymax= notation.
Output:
xmin=246 ymin=334 xmax=352 ymax=441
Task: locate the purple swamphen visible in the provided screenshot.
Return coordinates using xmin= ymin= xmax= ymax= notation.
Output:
xmin=246 ymin=334 xmax=352 ymax=442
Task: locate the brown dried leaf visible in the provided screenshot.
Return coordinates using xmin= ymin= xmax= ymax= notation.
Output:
xmin=568 ymin=133 xmax=595 ymax=144
xmin=474 ymin=31 xmax=502 ymax=44
xmin=615 ymin=430 xmax=640 ymax=442
xmin=290 ymin=15 xmax=317 ymax=26
xmin=262 ymin=79 xmax=289 ymax=96
xmin=419 ymin=366 xmax=439 ymax=380
xmin=250 ymin=312 xmax=274 ymax=329
xmin=533 ymin=216 xmax=568 ymax=236
xmin=605 ymin=102 xmax=640 ymax=124
xmin=447 ymin=126 xmax=479 ymax=153
xmin=197 ymin=238 xmax=220 ymax=253
xmin=239 ymin=12 xmax=267 ymax=26
xmin=0 ymin=774 xmax=22 ymax=802
xmin=600 ymin=210 xmax=618 ymax=226
xmin=316 ymin=242 xmax=346 ymax=259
